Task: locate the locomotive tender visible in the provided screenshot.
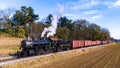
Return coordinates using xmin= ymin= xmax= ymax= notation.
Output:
xmin=20 ymin=38 xmax=109 ymax=57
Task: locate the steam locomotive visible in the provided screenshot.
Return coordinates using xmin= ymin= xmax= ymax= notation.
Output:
xmin=19 ymin=38 xmax=109 ymax=57
xmin=20 ymin=38 xmax=72 ymax=57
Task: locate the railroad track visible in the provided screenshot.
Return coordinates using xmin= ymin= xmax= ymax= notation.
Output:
xmin=0 ymin=56 xmax=17 ymax=66
xmin=0 ymin=56 xmax=16 ymax=62
xmin=0 ymin=54 xmax=53 ymax=66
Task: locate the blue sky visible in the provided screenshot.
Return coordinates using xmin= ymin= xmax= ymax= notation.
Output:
xmin=0 ymin=0 xmax=120 ymax=39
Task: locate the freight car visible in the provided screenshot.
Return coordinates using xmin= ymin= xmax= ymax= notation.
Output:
xmin=19 ymin=38 xmax=109 ymax=57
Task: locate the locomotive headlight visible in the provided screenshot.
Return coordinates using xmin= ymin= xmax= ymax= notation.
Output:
xmin=26 ymin=42 xmax=33 ymax=45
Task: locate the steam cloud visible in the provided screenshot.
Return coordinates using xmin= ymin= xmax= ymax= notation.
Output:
xmin=41 ymin=3 xmax=65 ymax=38
xmin=41 ymin=15 xmax=58 ymax=38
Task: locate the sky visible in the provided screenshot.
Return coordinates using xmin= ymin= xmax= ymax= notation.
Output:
xmin=0 ymin=0 xmax=120 ymax=39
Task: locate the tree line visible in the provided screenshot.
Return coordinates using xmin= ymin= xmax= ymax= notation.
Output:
xmin=0 ymin=6 xmax=110 ymax=41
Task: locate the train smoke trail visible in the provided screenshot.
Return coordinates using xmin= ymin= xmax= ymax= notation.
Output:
xmin=41 ymin=15 xmax=58 ymax=38
xmin=41 ymin=3 xmax=65 ymax=38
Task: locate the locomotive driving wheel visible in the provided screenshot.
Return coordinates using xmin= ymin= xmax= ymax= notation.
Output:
xmin=57 ymin=47 xmax=62 ymax=52
xmin=35 ymin=48 xmax=45 ymax=55
xmin=22 ymin=50 xmax=28 ymax=57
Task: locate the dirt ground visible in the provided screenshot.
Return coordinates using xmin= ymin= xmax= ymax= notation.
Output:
xmin=3 ymin=43 xmax=120 ymax=68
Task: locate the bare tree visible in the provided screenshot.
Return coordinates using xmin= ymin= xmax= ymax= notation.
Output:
xmin=0 ymin=8 xmax=15 ymax=28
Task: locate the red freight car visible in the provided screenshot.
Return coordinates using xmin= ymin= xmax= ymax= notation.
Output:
xmin=72 ymin=40 xmax=79 ymax=48
xmin=72 ymin=40 xmax=103 ymax=49
xmin=92 ymin=41 xmax=97 ymax=45
xmin=85 ymin=40 xmax=92 ymax=46
xmin=72 ymin=40 xmax=85 ymax=48
xmin=78 ymin=40 xmax=84 ymax=47
xmin=103 ymin=41 xmax=107 ymax=44
xmin=96 ymin=40 xmax=101 ymax=45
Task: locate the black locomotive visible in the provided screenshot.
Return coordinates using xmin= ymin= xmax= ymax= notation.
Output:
xmin=20 ymin=38 xmax=72 ymax=57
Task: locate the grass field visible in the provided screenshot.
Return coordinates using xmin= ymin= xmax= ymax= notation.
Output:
xmin=0 ymin=37 xmax=23 ymax=56
xmin=0 ymin=45 xmax=20 ymax=56
xmin=0 ymin=37 xmax=23 ymax=46
xmin=2 ymin=43 xmax=120 ymax=68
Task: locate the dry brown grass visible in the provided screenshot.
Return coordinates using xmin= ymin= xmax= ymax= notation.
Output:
xmin=0 ymin=45 xmax=20 ymax=56
xmin=0 ymin=37 xmax=24 ymax=46
xmin=0 ymin=37 xmax=23 ymax=56
xmin=2 ymin=43 xmax=116 ymax=68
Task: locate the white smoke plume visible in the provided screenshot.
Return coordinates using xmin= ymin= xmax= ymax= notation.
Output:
xmin=41 ymin=15 xmax=58 ymax=37
xmin=41 ymin=3 xmax=65 ymax=38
